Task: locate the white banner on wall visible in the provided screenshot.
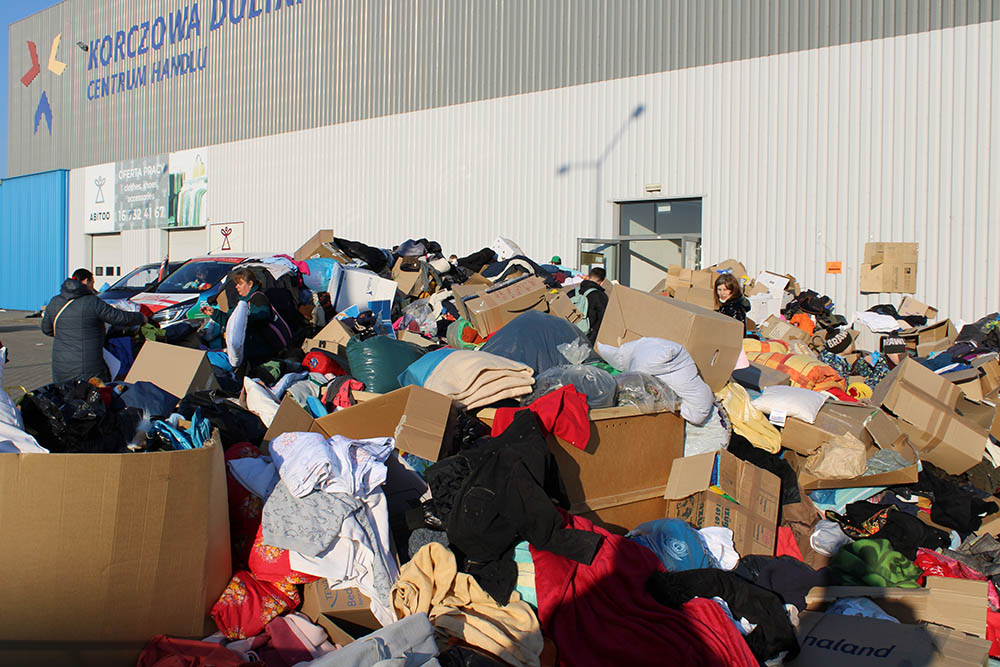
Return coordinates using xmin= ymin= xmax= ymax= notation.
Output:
xmin=83 ymin=162 xmax=116 ymax=234
xmin=209 ymin=221 xmax=244 ymax=254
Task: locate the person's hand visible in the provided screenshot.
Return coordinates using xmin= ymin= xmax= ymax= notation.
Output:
xmin=200 ymin=303 xmax=214 ymax=316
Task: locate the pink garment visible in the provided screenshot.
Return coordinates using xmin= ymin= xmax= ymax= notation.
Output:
xmin=226 ymin=613 xmax=336 ymax=667
xmin=276 ymin=254 xmax=310 ymax=275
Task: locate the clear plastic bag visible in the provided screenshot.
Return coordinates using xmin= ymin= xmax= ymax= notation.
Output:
xmin=615 ymin=372 xmax=678 ymax=412
xmin=529 ymin=364 xmax=617 ymax=409
xmin=864 ymin=449 xmax=912 ymax=476
xmin=399 ymin=298 xmax=437 ymax=336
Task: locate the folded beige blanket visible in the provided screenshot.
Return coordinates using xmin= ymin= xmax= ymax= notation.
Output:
xmin=424 ymin=350 xmax=533 ymax=397
xmin=391 ymin=542 xmax=543 ymax=667
xmin=461 ymin=376 xmax=535 ymax=410
xmin=451 ymin=368 xmax=534 ymax=402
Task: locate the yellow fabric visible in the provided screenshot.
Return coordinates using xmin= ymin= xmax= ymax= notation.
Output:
xmin=716 ymin=383 xmax=782 ymax=453
xmin=743 ymin=338 xmax=790 ymax=355
xmin=391 ymin=542 xmax=543 ymax=667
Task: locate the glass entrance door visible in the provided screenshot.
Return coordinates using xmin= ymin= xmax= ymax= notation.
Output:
xmin=577 ymin=239 xmax=620 ymax=280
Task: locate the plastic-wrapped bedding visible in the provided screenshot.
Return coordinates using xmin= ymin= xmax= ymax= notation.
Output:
xmin=597 ymin=337 xmax=715 ymax=425
xmin=480 ymin=310 xmax=600 ymax=375
xmin=345 ymin=336 xmax=427 ymax=394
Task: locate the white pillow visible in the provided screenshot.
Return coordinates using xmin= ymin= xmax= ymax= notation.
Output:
xmin=226 ymin=300 xmax=249 ymax=368
xmin=751 ymin=385 xmax=827 ymax=424
xmin=243 ymin=376 xmax=280 ymax=428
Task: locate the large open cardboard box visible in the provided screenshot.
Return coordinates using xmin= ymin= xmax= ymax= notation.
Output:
xmin=479 ymin=405 xmax=685 ymax=534
xmin=664 ymin=450 xmax=780 ymax=556
xmin=301 ymin=317 xmax=354 ymax=355
xmin=872 ymin=359 xmax=988 ymax=474
xmin=757 ymin=315 xmax=810 ymax=344
xmin=596 ymin=285 xmax=742 ymax=392
xmin=0 ymin=432 xmax=231 ymax=665
xmin=899 ymin=319 xmax=958 ymax=357
xmin=125 ymin=340 xmax=221 ymax=398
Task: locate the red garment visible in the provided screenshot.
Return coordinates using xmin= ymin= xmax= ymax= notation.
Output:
xmin=988 ymin=609 xmax=1000 ymax=658
xmin=137 ymin=634 xmax=258 ymax=667
xmin=530 ymin=511 xmax=757 ymax=667
xmin=776 ymin=526 xmax=804 ymax=561
xmin=211 ymin=570 xmax=301 ymax=640
xmin=248 ymin=524 xmax=318 ymax=585
xmin=330 ymin=378 xmax=365 ymax=409
xmin=491 ymin=385 xmax=591 ymax=450
xmin=225 ymin=444 xmax=266 ymax=569
xmin=239 ymin=615 xmax=324 ymax=667
xmin=823 ymin=387 xmax=858 ymax=402
xmin=914 ymin=548 xmax=989 ymax=586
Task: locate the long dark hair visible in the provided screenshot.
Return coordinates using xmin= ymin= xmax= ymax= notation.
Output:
xmin=713 ymin=273 xmax=743 ymax=309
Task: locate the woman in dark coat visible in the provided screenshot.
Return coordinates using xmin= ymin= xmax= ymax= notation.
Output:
xmin=41 ymin=269 xmax=146 ymax=382
xmin=714 ymin=273 xmax=750 ymax=331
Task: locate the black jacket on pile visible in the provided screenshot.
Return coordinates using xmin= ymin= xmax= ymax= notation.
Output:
xmin=41 ymin=279 xmax=145 ymax=382
xmin=571 ymin=280 xmax=608 ymax=344
xmin=426 ymin=410 xmax=604 ymax=604
xmin=647 ymin=568 xmax=800 ymax=663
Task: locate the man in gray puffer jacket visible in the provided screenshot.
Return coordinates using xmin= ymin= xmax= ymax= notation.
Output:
xmin=41 ymin=269 xmax=147 ymax=382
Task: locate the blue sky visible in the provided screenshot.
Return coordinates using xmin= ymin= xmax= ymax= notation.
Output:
xmin=1 ymin=0 xmax=63 ymax=177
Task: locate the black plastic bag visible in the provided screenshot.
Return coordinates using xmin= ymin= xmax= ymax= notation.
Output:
xmin=20 ymin=380 xmax=141 ymax=453
xmin=177 ymin=390 xmax=267 ymax=448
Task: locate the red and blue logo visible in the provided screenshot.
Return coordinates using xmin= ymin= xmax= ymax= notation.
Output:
xmin=21 ymin=33 xmax=66 ymax=135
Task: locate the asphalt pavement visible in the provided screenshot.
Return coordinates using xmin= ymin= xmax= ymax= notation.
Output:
xmin=0 ymin=309 xmax=53 ymax=392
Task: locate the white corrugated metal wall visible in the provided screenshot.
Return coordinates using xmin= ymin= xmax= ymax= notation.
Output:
xmin=191 ymin=19 xmax=997 ymax=324
xmin=65 ymin=20 xmax=998 ymax=323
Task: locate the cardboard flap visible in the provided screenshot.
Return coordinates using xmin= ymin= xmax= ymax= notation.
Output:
xmin=263 ymin=395 xmax=315 ymax=447
xmin=312 ymin=386 xmax=453 ymax=462
xmin=125 ymin=341 xmax=220 ymax=399
xmin=663 ymin=452 xmax=717 ymax=499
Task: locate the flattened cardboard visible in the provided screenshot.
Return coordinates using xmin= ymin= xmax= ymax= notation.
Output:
xmin=0 ymin=431 xmax=231 ymax=642
xmin=952 ymin=357 xmax=1000 ymax=403
xmin=125 ymin=340 xmax=221 ymax=399
xmin=312 ymin=386 xmax=453 ymax=462
xmin=790 ymin=611 xmax=991 ymax=667
xmin=596 ymin=285 xmax=743 ymax=392
xmin=805 ymin=576 xmax=988 ymax=638
xmin=864 ymin=241 xmax=919 ymax=264
xmin=479 ymin=406 xmax=685 ymax=534
xmin=781 ymin=403 xmax=879 ymax=455
xmin=302 ymin=317 xmax=355 ymax=355
xmin=396 ymin=329 xmax=438 ymax=348
xmin=451 ymin=275 xmax=549 ymax=336
xmin=860 ymin=262 xmax=917 ymax=294
xmin=899 ymin=296 xmax=939 ymax=320
xmin=873 ymin=359 xmax=988 ymax=474
xmin=664 ymin=450 xmax=780 ymax=556
xmin=758 ymin=315 xmax=810 ymax=343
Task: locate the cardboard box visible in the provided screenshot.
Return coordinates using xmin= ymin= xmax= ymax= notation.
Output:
xmin=396 ymin=329 xmax=438 ymax=348
xmin=491 ymin=237 xmax=524 ymax=262
xmin=900 ymin=319 xmax=958 ymax=357
xmin=860 ymin=262 xmax=917 ymax=294
xmin=301 ymin=581 xmax=379 ymax=646
xmin=705 ymin=259 xmax=748 ymax=279
xmin=951 ymin=357 xmax=1000 ymax=403
xmin=781 ymin=403 xmax=881 ymax=456
xmin=125 ymin=340 xmax=221 ymax=398
xmin=451 ymin=275 xmax=549 ymax=335
xmin=787 ymin=411 xmax=920 ymax=490
xmin=293 ymin=229 xmax=350 ymax=263
xmin=546 ymin=290 xmax=584 ymax=326
xmin=757 ymin=315 xmax=810 ymax=344
xmin=864 ymin=242 xmax=919 ymax=264
xmin=754 ymin=271 xmax=791 ymax=297
xmin=480 ymin=405 xmax=685 ymax=534
xmin=899 ymin=296 xmax=939 ymax=320
xmin=805 ymin=576 xmax=989 ymax=638
xmin=667 ymin=284 xmax=717 ymax=311
xmin=790 ymin=612 xmax=991 ymax=667
xmin=664 ymin=450 xmax=780 ymax=556
xmin=302 ymin=317 xmax=354 ymax=355
xmin=0 ymin=431 xmax=231 ymax=643
xmin=327 ymin=264 xmax=397 ymax=328
xmin=872 ymin=359 xmax=988 ymax=474
xmin=596 ymin=285 xmax=743 ymax=392
xmin=392 ymin=258 xmax=424 ymax=297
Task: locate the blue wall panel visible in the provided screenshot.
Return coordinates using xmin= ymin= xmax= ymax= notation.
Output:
xmin=0 ymin=170 xmax=68 ymax=311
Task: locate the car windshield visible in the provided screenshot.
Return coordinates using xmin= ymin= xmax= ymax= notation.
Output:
xmin=110 ymin=266 xmax=159 ymax=291
xmin=155 ymin=260 xmax=236 ymax=294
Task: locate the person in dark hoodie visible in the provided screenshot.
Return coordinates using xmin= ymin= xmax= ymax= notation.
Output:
xmin=714 ymin=273 xmax=750 ymax=331
xmin=569 ymin=267 xmax=609 ymax=344
xmin=41 ymin=268 xmax=147 ymax=383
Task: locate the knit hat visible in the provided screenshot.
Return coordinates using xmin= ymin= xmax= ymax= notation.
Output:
xmin=825 ymin=328 xmax=856 ymax=355
xmin=881 ymin=336 xmax=907 ymax=356
xmin=550 ymin=256 xmax=562 ymax=265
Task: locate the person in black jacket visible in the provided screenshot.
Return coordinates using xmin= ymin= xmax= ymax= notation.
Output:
xmin=714 ymin=273 xmax=750 ymax=331
xmin=572 ymin=267 xmax=609 ymax=345
xmin=41 ymin=269 xmax=147 ymax=383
